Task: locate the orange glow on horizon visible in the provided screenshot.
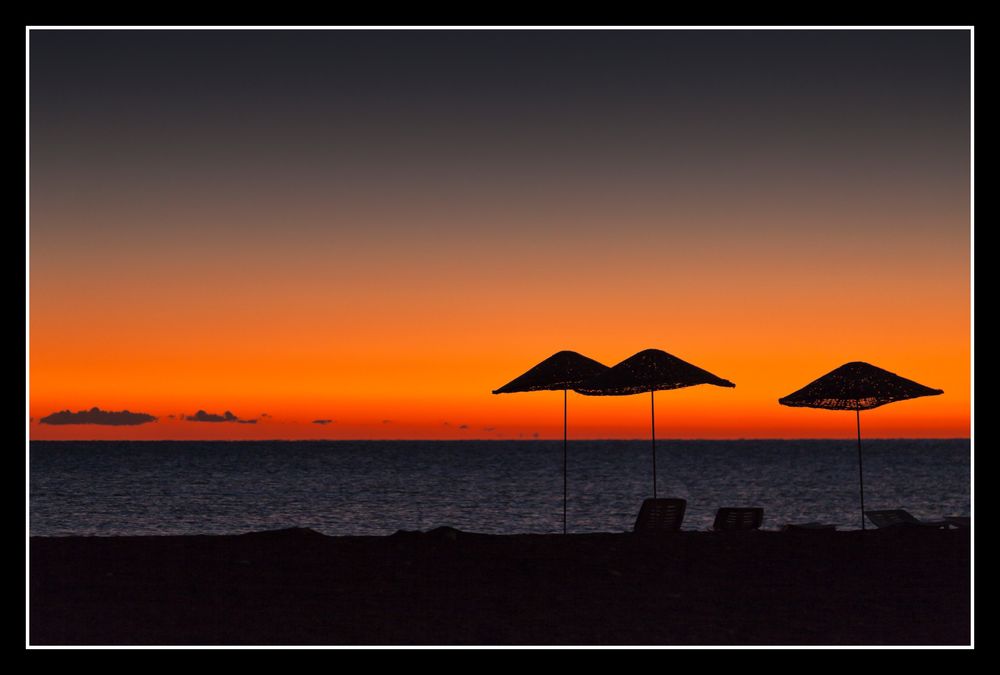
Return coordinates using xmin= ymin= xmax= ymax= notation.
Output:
xmin=30 ymin=339 xmax=970 ymax=440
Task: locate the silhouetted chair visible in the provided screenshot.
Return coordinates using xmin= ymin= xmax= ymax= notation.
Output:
xmin=713 ymin=507 xmax=763 ymax=531
xmin=865 ymin=509 xmax=951 ymax=529
xmin=633 ymin=498 xmax=687 ymax=533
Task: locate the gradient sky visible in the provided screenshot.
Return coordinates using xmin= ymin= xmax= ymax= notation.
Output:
xmin=29 ymin=29 xmax=971 ymax=440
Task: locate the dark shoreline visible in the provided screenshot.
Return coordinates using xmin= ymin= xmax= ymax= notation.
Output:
xmin=29 ymin=527 xmax=971 ymax=646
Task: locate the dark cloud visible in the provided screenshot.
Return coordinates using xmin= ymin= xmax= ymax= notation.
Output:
xmin=381 ymin=419 xmax=392 ymax=424
xmin=40 ymin=407 xmax=157 ymax=426
xmin=458 ymin=424 xmax=469 ymax=430
xmin=532 ymin=432 xmax=540 ymax=439
xmin=312 ymin=419 xmax=334 ymax=425
xmin=483 ymin=427 xmax=496 ymax=432
xmin=166 ymin=414 xmax=176 ymax=419
xmin=260 ymin=413 xmax=272 ymax=418
xmin=186 ymin=410 xmax=236 ymax=423
xmin=185 ymin=410 xmax=256 ymax=423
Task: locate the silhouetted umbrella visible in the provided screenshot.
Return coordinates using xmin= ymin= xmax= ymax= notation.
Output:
xmin=778 ymin=361 xmax=944 ymax=530
xmin=574 ymin=349 xmax=735 ymax=499
xmin=492 ymin=351 xmax=610 ymax=534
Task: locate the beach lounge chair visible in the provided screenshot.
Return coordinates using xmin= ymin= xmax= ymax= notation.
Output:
xmin=633 ymin=498 xmax=686 ymax=533
xmin=864 ymin=509 xmax=951 ymax=529
xmin=713 ymin=507 xmax=763 ymax=531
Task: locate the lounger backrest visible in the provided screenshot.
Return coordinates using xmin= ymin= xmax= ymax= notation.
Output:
xmin=713 ymin=507 xmax=764 ymax=531
xmin=633 ymin=498 xmax=687 ymax=533
xmin=865 ymin=510 xmax=920 ymax=528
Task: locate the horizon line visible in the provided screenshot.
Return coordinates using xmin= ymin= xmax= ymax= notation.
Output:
xmin=28 ymin=436 xmax=973 ymax=442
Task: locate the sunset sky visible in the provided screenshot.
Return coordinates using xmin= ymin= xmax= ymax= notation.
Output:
xmin=29 ymin=29 xmax=971 ymax=440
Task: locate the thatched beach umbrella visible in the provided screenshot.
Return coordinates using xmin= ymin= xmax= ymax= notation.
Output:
xmin=778 ymin=361 xmax=944 ymax=530
xmin=492 ymin=351 xmax=610 ymax=534
xmin=574 ymin=349 xmax=735 ymax=499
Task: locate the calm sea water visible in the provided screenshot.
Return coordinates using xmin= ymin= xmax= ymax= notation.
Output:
xmin=29 ymin=440 xmax=970 ymax=536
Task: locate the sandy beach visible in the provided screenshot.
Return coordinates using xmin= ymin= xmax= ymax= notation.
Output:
xmin=29 ymin=526 xmax=970 ymax=646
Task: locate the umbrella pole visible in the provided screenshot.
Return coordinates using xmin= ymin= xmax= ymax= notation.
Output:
xmin=857 ymin=408 xmax=865 ymax=531
xmin=563 ymin=388 xmax=568 ymax=535
xmin=651 ymin=389 xmax=656 ymax=499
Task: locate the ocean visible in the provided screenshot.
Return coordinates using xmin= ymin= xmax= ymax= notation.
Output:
xmin=29 ymin=439 xmax=970 ymax=536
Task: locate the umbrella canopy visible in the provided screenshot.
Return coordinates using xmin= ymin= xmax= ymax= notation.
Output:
xmin=574 ymin=349 xmax=735 ymax=498
xmin=492 ymin=351 xmax=610 ymax=534
xmin=778 ymin=361 xmax=943 ymax=529
xmin=574 ymin=348 xmax=735 ymax=396
xmin=492 ymin=350 xmax=609 ymax=394
xmin=778 ymin=361 xmax=943 ymax=411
